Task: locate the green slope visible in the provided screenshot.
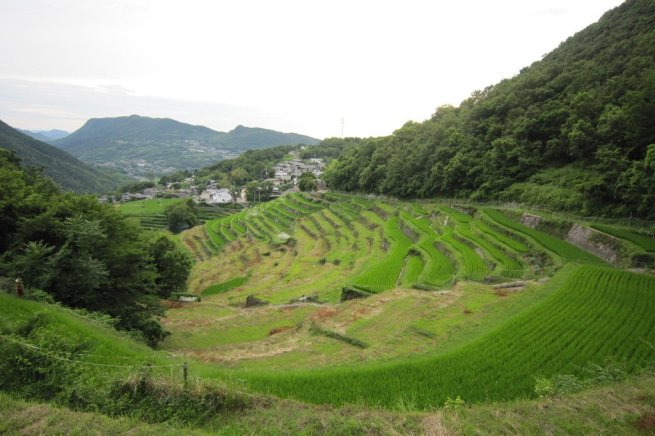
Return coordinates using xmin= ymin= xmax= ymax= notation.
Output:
xmin=0 ymin=119 xmax=128 ymax=193
xmin=243 ymin=265 xmax=655 ymax=408
xmin=324 ymin=0 xmax=655 ymax=219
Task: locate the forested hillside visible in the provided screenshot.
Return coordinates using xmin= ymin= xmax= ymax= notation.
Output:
xmin=0 ymin=120 xmax=128 ymax=193
xmin=0 ymin=149 xmax=191 ymax=344
xmin=325 ymin=0 xmax=655 ymax=219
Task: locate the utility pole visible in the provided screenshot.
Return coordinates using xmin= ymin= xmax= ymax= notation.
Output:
xmin=341 ymin=118 xmax=344 ymax=138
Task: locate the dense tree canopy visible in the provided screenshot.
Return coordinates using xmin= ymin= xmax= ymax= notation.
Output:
xmin=0 ymin=149 xmax=192 ymax=345
xmin=165 ymin=199 xmax=199 ymax=233
xmin=324 ymin=0 xmax=655 ymax=219
xmin=298 ymin=172 xmax=317 ymax=192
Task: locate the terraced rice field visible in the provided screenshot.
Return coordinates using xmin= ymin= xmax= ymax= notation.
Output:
xmin=118 ymin=198 xmax=237 ymax=230
xmin=243 ymin=265 xmax=655 ymax=408
xmin=591 ymin=223 xmax=655 ymax=252
xmin=165 ymin=192 xmax=655 ymax=410
xmin=185 ymin=195 xmax=623 ymax=297
xmin=483 ymin=209 xmax=606 ymax=265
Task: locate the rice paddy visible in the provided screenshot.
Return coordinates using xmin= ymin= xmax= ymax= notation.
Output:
xmin=161 ymin=192 xmax=655 ymax=409
xmin=242 ymin=265 xmax=655 ymax=408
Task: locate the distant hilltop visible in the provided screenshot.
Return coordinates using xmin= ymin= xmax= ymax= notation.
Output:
xmin=52 ymin=115 xmax=320 ymax=177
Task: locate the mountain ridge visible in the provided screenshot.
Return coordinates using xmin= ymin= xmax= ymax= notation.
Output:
xmin=0 ymin=119 xmax=129 ymax=193
xmin=54 ymin=114 xmax=320 ymax=177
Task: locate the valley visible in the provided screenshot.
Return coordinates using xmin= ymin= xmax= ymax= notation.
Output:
xmin=2 ymin=0 xmax=655 ymax=432
xmin=160 ymin=192 xmax=655 ymax=409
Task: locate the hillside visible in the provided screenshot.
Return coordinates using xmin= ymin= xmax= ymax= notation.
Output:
xmin=324 ymin=0 xmax=655 ymax=219
xmin=54 ymin=115 xmax=320 ymax=177
xmin=3 ymin=292 xmax=653 ymax=434
xmin=166 ymin=192 xmax=655 ymax=404
xmin=0 ymin=119 xmax=128 ymax=193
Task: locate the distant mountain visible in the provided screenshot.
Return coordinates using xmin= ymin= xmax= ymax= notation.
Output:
xmin=54 ymin=115 xmax=320 ymax=177
xmin=216 ymin=125 xmax=321 ymax=150
xmin=0 ymin=120 xmax=130 ymax=193
xmin=19 ymin=129 xmax=70 ymax=142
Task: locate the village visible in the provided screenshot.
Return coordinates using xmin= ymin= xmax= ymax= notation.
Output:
xmin=109 ymin=153 xmax=326 ymax=206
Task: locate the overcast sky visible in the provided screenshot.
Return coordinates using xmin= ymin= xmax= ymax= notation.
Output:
xmin=0 ymin=0 xmax=624 ymax=138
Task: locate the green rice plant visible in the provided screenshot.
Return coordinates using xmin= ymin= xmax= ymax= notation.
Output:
xmin=281 ymin=195 xmax=321 ymax=215
xmin=201 ymin=276 xmax=249 ymax=297
xmin=440 ymin=206 xmax=473 ymax=223
xmin=117 ymin=198 xmax=183 ymax=215
xmin=329 ymin=202 xmax=360 ymax=222
xmin=416 ymin=239 xmax=456 ymax=287
xmin=590 ymin=224 xmax=655 ymax=253
xmin=399 ymin=252 xmax=425 ymax=288
xmin=205 ymin=219 xmax=226 ymax=247
xmin=261 ymin=209 xmax=292 ymax=231
xmin=231 ymin=219 xmax=247 ymax=235
xmin=439 ymin=227 xmax=489 ymax=281
xmin=243 ymin=266 xmax=655 ymax=409
xmin=219 ymin=222 xmax=236 ymax=242
xmin=350 ymin=217 xmax=413 ymax=293
xmin=244 ymin=219 xmax=267 ymax=240
xmin=412 ymin=204 xmax=429 ymax=216
xmin=295 ymin=193 xmax=326 ymax=209
xmin=398 ymin=212 xmax=454 ymax=286
xmin=455 ymin=224 xmax=525 ymax=279
xmin=267 ymin=204 xmax=297 ymax=223
xmin=252 ymin=213 xmax=278 ymax=235
xmin=349 ymin=196 xmax=375 ymax=209
xmin=474 ymin=220 xmax=530 ymax=253
xmin=484 ymin=209 xmax=605 ymax=265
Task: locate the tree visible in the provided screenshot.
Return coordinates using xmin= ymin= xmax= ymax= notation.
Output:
xmin=245 ymin=181 xmax=274 ymax=202
xmin=0 ymin=153 xmax=192 ymax=346
xmin=229 ymin=185 xmax=241 ymax=204
xmin=146 ymin=232 xmax=193 ymax=298
xmin=298 ymin=172 xmax=317 ymax=192
xmin=165 ymin=199 xmax=199 ymax=233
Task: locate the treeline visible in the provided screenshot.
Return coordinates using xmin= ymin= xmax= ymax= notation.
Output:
xmin=325 ymin=0 xmax=655 ymax=219
xmin=0 ymin=149 xmax=192 ymax=345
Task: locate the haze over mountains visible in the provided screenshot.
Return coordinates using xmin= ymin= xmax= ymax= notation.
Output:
xmin=18 ymin=129 xmax=69 ymax=143
xmin=53 ymin=115 xmax=320 ymax=177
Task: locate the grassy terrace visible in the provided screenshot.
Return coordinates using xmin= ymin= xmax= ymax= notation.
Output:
xmin=242 ymin=265 xmax=655 ymax=408
xmin=5 ymin=191 xmax=655 ymax=433
xmin=591 ymin=223 xmax=655 ymax=252
xmin=161 ymin=193 xmax=655 ymax=412
xmin=483 ymin=209 xmax=606 ymax=265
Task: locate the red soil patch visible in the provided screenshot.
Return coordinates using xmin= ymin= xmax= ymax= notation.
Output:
xmin=635 ymin=410 xmax=655 ymax=433
xmin=313 ymin=307 xmax=338 ymax=321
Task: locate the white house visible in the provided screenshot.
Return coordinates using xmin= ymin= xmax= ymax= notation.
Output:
xmin=274 ymin=170 xmax=291 ymax=181
xmin=200 ymin=188 xmax=233 ymax=204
